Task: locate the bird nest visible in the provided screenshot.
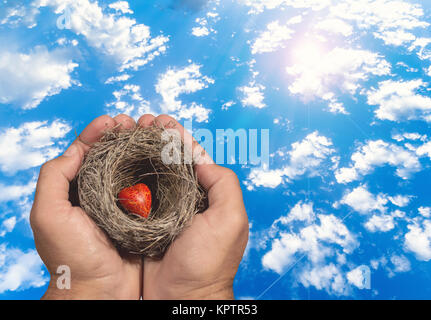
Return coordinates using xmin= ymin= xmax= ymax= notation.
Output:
xmin=75 ymin=124 xmax=207 ymax=258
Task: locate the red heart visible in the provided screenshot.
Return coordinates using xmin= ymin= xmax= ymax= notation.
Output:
xmin=118 ymin=183 xmax=152 ymax=218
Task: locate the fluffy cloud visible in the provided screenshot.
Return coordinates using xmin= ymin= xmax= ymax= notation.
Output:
xmin=0 ymin=1 xmax=40 ymax=28
xmin=277 ymin=202 xmax=315 ymax=225
xmin=0 ymin=217 xmax=17 ymax=237
xmin=340 ymin=185 xmax=388 ymax=215
xmin=0 ymin=120 xmax=71 ymax=174
xmin=239 ymin=83 xmax=266 ymax=109
xmin=263 ymin=214 xmax=357 ymax=274
xmin=286 ymin=46 xmax=390 ymax=113
xmin=387 ymin=195 xmax=411 ymax=207
xmin=364 ymin=214 xmax=395 ymax=232
xmin=335 ymin=140 xmax=421 ymax=183
xmin=0 ymin=244 xmax=47 ymax=293
xmin=300 ymin=263 xmax=348 ymax=296
xmin=315 ymin=18 xmax=353 ymax=37
xmin=35 ymin=0 xmax=169 ymax=71
xmin=106 ymin=84 xmax=153 ymax=120
xmin=191 ymin=11 xmax=219 ymax=37
xmin=244 ymin=0 xmax=429 ymax=47
xmin=105 ymin=74 xmax=131 ymax=84
xmin=243 ymin=167 xmax=284 ymax=189
xmin=367 ymin=80 xmax=431 ymax=122
xmin=0 ymin=179 xmax=36 ymax=203
xmin=339 ymin=185 xmax=412 ymax=217
xmin=418 ymin=207 xmax=431 ymax=218
xmin=251 ymin=21 xmax=294 ymax=54
xmin=108 ymin=1 xmax=133 ymax=14
xmin=329 ymin=0 xmax=428 ymax=46
xmin=245 ymin=132 xmax=335 ymax=190
xmin=155 ymin=63 xmax=214 ymax=122
xmin=390 ymin=254 xmax=411 ymax=274
xmin=404 ymin=220 xmax=431 ymax=261
xmin=0 ymin=46 xmax=78 ymax=109
xmin=262 ymin=203 xmax=358 ymax=295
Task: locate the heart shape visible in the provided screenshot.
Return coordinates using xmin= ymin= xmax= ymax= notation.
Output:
xmin=118 ymin=183 xmax=152 ymax=218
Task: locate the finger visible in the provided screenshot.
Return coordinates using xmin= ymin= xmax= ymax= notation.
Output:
xmin=114 ymin=114 xmax=136 ymax=130
xmin=138 ymin=114 xmax=156 ymax=128
xmin=33 ymin=116 xmax=117 ymax=214
xmin=154 ymin=115 xmax=244 ymax=215
xmin=196 ymin=164 xmax=245 ymax=212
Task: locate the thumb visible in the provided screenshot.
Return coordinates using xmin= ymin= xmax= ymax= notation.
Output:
xmin=33 ymin=143 xmax=85 ymax=213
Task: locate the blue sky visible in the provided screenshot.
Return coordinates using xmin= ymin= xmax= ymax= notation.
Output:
xmin=1 ymin=0 xmax=431 ymax=300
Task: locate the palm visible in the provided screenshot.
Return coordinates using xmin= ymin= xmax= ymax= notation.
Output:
xmin=33 ymin=204 xmax=141 ymax=299
xmin=143 ymin=209 xmax=245 ymax=299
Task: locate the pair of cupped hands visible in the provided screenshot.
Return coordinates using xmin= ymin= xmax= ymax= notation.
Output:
xmin=30 ymin=114 xmax=249 ymax=300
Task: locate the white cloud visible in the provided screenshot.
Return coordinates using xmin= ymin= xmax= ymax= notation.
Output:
xmin=106 ymin=84 xmax=153 ymax=120
xmin=416 ymin=140 xmax=431 ymax=159
xmin=263 ymin=213 xmax=357 ymax=273
xmin=0 ymin=179 xmax=36 ymax=203
xmin=191 ymin=11 xmax=219 ymax=37
xmin=367 ymin=79 xmax=431 ymax=122
xmin=374 ymin=30 xmax=416 ymax=46
xmin=36 ymin=0 xmax=169 ymax=71
xmin=221 ymin=101 xmax=235 ymax=111
xmin=251 ymin=21 xmax=294 ymax=54
xmin=286 ymin=46 xmax=390 ymax=113
xmin=0 ymin=1 xmax=40 ymax=28
xmin=155 ymin=63 xmax=214 ymax=122
xmin=404 ymin=220 xmax=431 ymax=261
xmin=390 ymin=254 xmax=411 ymax=273
xmin=245 ymin=132 xmax=335 ymax=189
xmin=277 ymin=201 xmax=315 ymax=225
xmin=364 ymin=214 xmax=395 ymax=232
xmin=329 ymin=0 xmax=428 ymax=46
xmin=409 ymin=38 xmax=431 ymax=61
xmin=340 ymin=185 xmax=388 ymax=215
xmin=108 ymin=1 xmax=133 ymax=14
xmin=262 ymin=207 xmax=357 ymax=296
xmin=0 ymin=217 xmax=17 ymax=237
xmin=335 ymin=140 xmax=421 ymax=183
xmin=192 ymin=26 xmax=210 ymax=37
xmin=244 ymin=167 xmax=284 ymax=190
xmin=239 ymin=83 xmax=266 ymax=109
xmin=0 ymin=120 xmax=71 ymax=174
xmin=418 ymin=207 xmax=431 ymax=218
xmin=105 ymin=74 xmax=131 ymax=84
xmin=0 ymin=46 xmax=78 ymax=109
xmin=0 ymin=244 xmax=47 ymax=293
xmin=315 ymin=18 xmax=353 ymax=37
xmin=244 ymin=0 xmax=429 ymax=53
xmin=392 ymin=132 xmax=427 ymax=142
xmin=300 ymin=263 xmax=348 ymax=296
xmin=387 ymin=195 xmax=411 ymax=207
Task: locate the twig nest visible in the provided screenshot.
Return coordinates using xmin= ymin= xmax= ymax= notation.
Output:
xmin=76 ymin=125 xmax=207 ymax=258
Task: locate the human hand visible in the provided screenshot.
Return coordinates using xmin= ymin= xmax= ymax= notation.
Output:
xmin=30 ymin=114 xmax=142 ymax=300
xmin=140 ymin=114 xmax=249 ymax=300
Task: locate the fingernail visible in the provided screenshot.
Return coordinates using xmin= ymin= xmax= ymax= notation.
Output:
xmin=63 ymin=144 xmax=77 ymax=157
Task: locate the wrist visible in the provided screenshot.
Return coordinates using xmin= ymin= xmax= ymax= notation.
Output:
xmin=146 ymin=281 xmax=234 ymax=300
xmin=42 ymin=275 xmax=137 ymax=300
